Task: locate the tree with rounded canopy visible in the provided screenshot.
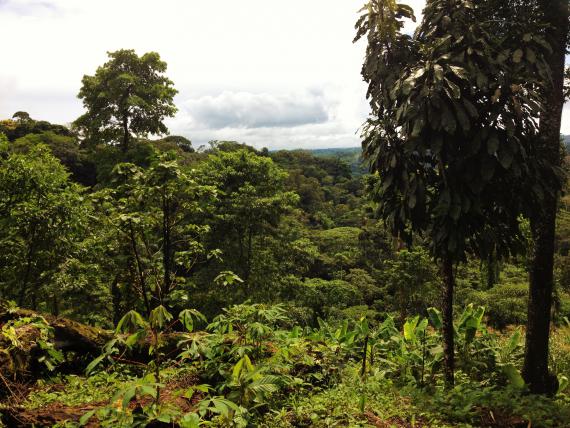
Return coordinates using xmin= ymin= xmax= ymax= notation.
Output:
xmin=75 ymin=49 xmax=177 ymax=151
xmin=12 ymin=111 xmax=31 ymax=122
xmin=355 ymin=0 xmax=552 ymax=386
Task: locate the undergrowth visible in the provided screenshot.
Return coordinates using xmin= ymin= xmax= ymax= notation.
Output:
xmin=2 ymin=303 xmax=570 ymax=427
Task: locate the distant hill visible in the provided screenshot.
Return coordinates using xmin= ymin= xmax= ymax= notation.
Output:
xmin=309 ymin=138 xmax=570 ymax=170
xmin=309 ymin=147 xmax=366 ymax=176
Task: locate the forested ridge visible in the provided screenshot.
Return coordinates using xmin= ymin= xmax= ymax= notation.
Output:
xmin=1 ymin=0 xmax=570 ymax=427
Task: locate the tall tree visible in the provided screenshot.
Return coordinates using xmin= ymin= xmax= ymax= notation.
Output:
xmin=0 ymin=144 xmax=88 ymax=311
xmin=197 ymin=149 xmax=299 ymax=284
xmin=355 ymin=0 xmax=549 ymax=385
xmin=523 ymin=0 xmax=569 ymax=394
xmin=75 ymin=49 xmax=177 ymax=151
xmin=96 ymin=155 xmax=215 ymax=315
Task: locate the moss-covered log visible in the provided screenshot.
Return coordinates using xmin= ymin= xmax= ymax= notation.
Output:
xmin=0 ymin=304 xmax=187 ymax=387
xmin=0 ymin=305 xmax=112 ymax=384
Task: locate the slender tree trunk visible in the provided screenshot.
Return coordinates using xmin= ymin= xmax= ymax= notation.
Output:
xmin=441 ymin=255 xmax=455 ymax=387
xmin=523 ymin=0 xmax=568 ymax=395
xmin=52 ymin=294 xmax=59 ymax=317
xmin=129 ymin=222 xmax=151 ymax=316
xmin=122 ymin=115 xmax=129 ymax=152
xmin=360 ymin=334 xmax=369 ymax=377
xmin=245 ymin=227 xmax=253 ymax=282
xmin=483 ymin=248 xmax=498 ymax=290
xmin=31 ymin=289 xmax=37 ymax=311
xmin=18 ymin=240 xmax=36 ymax=307
xmin=237 ymin=227 xmax=245 ymax=279
xmin=111 ymin=274 xmax=121 ymax=326
xmin=162 ymin=194 xmax=172 ymax=299
xmin=153 ymin=329 xmax=161 ymax=404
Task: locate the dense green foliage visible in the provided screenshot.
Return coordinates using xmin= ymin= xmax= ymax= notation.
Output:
xmin=1 ymin=114 xmax=569 ymax=425
xmin=0 ymin=1 xmax=569 ymax=421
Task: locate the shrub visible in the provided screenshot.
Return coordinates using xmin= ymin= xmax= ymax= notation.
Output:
xmin=326 ymin=305 xmax=380 ymax=324
xmin=296 ymin=278 xmax=363 ymax=319
xmin=344 ymin=268 xmax=382 ymax=304
xmin=464 ymin=284 xmax=528 ymax=329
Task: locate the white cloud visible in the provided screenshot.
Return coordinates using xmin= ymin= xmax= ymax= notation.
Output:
xmin=168 ymin=84 xmax=368 ymax=150
xmin=0 ymin=0 xmax=58 ymax=16
xmin=182 ymin=90 xmax=329 ymax=129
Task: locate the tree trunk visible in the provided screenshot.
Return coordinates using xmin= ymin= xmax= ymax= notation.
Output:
xmin=162 ymin=194 xmax=172 ymax=299
xmin=129 ymin=221 xmax=151 ymax=316
xmin=52 ymin=294 xmax=59 ymax=317
xmin=523 ymin=0 xmax=568 ymax=395
xmin=441 ymin=255 xmax=455 ymax=387
xmin=17 ymin=237 xmax=36 ymax=307
xmin=245 ymin=227 xmax=253 ymax=283
xmin=0 ymin=305 xmax=190 ymax=385
xmin=111 ymin=274 xmax=121 ymax=326
xmin=122 ymin=115 xmax=129 ymax=152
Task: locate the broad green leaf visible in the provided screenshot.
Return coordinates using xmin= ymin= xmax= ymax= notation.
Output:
xmin=180 ymin=413 xmax=202 ymax=428
xmin=122 ymin=386 xmax=137 ymax=409
xmin=427 ymin=307 xmax=443 ymax=329
xmin=558 ymin=375 xmax=568 ymax=394
xmin=404 ymin=316 xmax=419 ymax=341
xmin=116 ymin=310 xmax=146 ymax=334
xmin=179 ymin=309 xmax=207 ymax=332
xmin=150 ymin=305 xmax=173 ymax=329
xmin=416 ymin=318 xmax=428 ymax=335
xmin=498 ymin=145 xmax=514 ymax=169
xmin=445 ymin=78 xmax=461 ymax=99
xmin=487 ymin=135 xmax=499 ymax=155
xmin=502 ymin=364 xmax=525 ymax=389
xmin=139 ymin=384 xmax=157 ymax=398
xmin=79 ymin=409 xmax=97 ymax=426
xmin=449 ymin=65 xmax=468 ymax=80
xmin=85 ymin=354 xmax=106 ymax=375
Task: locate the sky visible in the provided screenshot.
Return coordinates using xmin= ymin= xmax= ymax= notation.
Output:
xmin=0 ymin=0 xmax=568 ymax=150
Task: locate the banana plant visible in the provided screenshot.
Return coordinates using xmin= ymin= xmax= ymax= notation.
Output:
xmin=456 ymin=304 xmax=486 ymax=349
xmin=495 ymin=329 xmax=526 ymax=389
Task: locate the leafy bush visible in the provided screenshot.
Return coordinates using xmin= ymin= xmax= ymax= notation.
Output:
xmin=296 ymin=278 xmax=363 ymax=319
xmin=327 ymin=305 xmax=380 ymax=325
xmin=464 ymin=283 xmax=528 ymax=329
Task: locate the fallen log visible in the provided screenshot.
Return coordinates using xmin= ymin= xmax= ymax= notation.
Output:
xmin=0 ymin=305 xmax=112 ymax=385
xmin=0 ymin=303 xmax=193 ymax=385
xmin=0 ymin=402 xmax=104 ymax=428
xmin=0 ymin=307 xmax=112 ymax=353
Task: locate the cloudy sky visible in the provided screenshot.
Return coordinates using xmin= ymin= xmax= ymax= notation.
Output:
xmin=0 ymin=0 xmax=568 ymax=150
